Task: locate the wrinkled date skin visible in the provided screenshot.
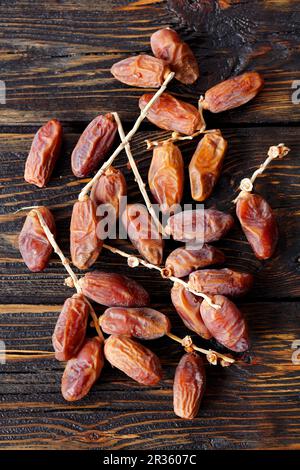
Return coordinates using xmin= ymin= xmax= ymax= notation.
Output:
xmin=71 ymin=114 xmax=117 ymax=177
xmin=139 ymin=93 xmax=204 ymax=135
xmin=189 ymin=131 xmax=228 ymax=201
xmin=70 ymin=198 xmax=102 ymax=270
xmin=78 ymin=271 xmax=150 ymax=307
xmin=173 ymin=352 xmax=206 ymax=419
xmin=91 ymin=166 xmax=127 ymax=218
xmin=202 ymin=72 xmax=264 ymax=113
xmin=166 ymin=209 xmax=234 ymax=243
xmin=200 ymin=295 xmax=249 ymax=352
xmin=165 ymin=244 xmax=225 ymax=278
xmin=111 ymin=54 xmax=171 ymax=88
xmin=236 ymin=191 xmax=278 ymax=259
xmin=122 ymin=203 xmax=164 ymax=265
xmin=151 ymin=28 xmax=199 ymax=85
xmin=24 ymin=119 xmax=63 ymax=188
xmin=171 ymin=283 xmax=212 ymax=339
xmin=189 ymin=268 xmax=253 ymax=297
xmin=100 ymin=307 xmax=171 ymax=340
xmin=19 ymin=207 xmax=56 ymax=272
xmin=148 ymin=142 xmax=184 ymax=214
xmin=61 ymin=337 xmax=104 ymax=402
xmin=52 ymin=294 xmax=89 ymax=361
xmin=104 ymin=335 xmax=163 ymax=385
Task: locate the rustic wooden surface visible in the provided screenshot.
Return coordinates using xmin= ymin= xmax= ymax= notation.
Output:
xmin=0 ymin=0 xmax=300 ymax=450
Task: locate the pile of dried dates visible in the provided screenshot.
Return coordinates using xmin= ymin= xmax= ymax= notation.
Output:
xmin=18 ymin=27 xmax=284 ymax=420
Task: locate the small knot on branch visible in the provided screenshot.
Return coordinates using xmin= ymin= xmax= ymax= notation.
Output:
xmin=239 ymin=178 xmax=253 ymax=193
xmin=64 ymin=276 xmax=75 ymax=288
xmin=268 ymin=143 xmax=290 ymax=160
xmin=161 ymin=266 xmax=173 ymax=278
xmin=182 ymin=335 xmax=194 ymax=353
xmin=207 ymin=351 xmax=218 ymax=365
xmin=127 ymin=256 xmax=140 ymax=268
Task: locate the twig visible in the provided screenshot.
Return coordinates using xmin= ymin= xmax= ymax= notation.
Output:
xmin=145 ymin=128 xmax=218 ymax=150
xmin=78 ymin=71 xmax=175 ymax=201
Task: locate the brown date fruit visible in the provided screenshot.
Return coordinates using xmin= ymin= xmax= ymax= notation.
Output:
xmin=52 ymin=294 xmax=89 ymax=361
xmin=70 ymin=198 xmax=102 ymax=270
xmin=61 ymin=337 xmax=104 ymax=402
xmin=189 ymin=268 xmax=253 ymax=297
xmin=189 ymin=131 xmax=228 ymax=202
xmin=71 ymin=114 xmax=117 ymax=177
xmin=139 ymin=93 xmax=204 ymax=135
xmin=91 ymin=166 xmax=127 ymax=218
xmin=173 ymin=352 xmax=206 ymax=419
xmin=100 ymin=307 xmax=171 ymax=340
xmin=24 ymin=119 xmax=63 ymax=188
xmin=104 ymin=335 xmax=162 ymax=385
xmin=148 ymin=141 xmax=184 ymax=214
xmin=164 ymin=244 xmax=225 ymax=278
xmin=151 ymin=28 xmax=199 ymax=85
xmin=78 ymin=271 xmax=150 ymax=307
xmin=19 ymin=207 xmax=56 ymax=272
xmin=171 ymin=283 xmax=212 ymax=339
xmin=200 ymin=295 xmax=249 ymax=352
xmin=122 ymin=203 xmax=164 ymax=265
xmin=111 ymin=54 xmax=171 ymax=88
xmin=236 ymin=191 xmax=278 ymax=259
xmin=166 ymin=209 xmax=234 ymax=243
xmin=202 ymin=72 xmax=264 ymax=113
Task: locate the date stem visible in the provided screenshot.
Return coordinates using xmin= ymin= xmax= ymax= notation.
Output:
xmin=145 ymin=127 xmax=218 ymax=150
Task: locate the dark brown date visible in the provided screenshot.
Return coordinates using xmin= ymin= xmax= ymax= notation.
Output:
xmin=189 ymin=131 xmax=228 ymax=201
xmin=139 ymin=93 xmax=204 ymax=135
xmin=91 ymin=166 xmax=127 ymax=217
xmin=71 ymin=114 xmax=117 ymax=177
xmin=78 ymin=271 xmax=150 ymax=307
xmin=151 ymin=28 xmax=199 ymax=85
xmin=173 ymin=352 xmax=206 ymax=419
xmin=19 ymin=207 xmax=56 ymax=272
xmin=104 ymin=335 xmax=163 ymax=385
xmin=100 ymin=307 xmax=170 ymax=340
xmin=52 ymin=294 xmax=89 ymax=361
xmin=61 ymin=337 xmax=104 ymax=402
xmin=200 ymin=295 xmax=249 ymax=352
xmin=236 ymin=191 xmax=278 ymax=259
xmin=189 ymin=268 xmax=253 ymax=297
xmin=164 ymin=244 xmax=225 ymax=278
xmin=24 ymin=119 xmax=63 ymax=188
xmin=171 ymin=283 xmax=212 ymax=339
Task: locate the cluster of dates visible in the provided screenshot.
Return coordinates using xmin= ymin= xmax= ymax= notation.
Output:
xmin=18 ymin=27 xmax=280 ymax=420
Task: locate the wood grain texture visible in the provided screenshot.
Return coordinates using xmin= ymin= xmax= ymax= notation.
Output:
xmin=0 ymin=0 xmax=300 ymax=451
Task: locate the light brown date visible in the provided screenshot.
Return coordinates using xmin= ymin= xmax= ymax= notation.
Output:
xmin=104 ymin=335 xmax=163 ymax=385
xmin=171 ymin=283 xmax=212 ymax=339
xmin=70 ymin=198 xmax=102 ymax=270
xmin=202 ymin=72 xmax=264 ymax=113
xmin=91 ymin=166 xmax=127 ymax=218
xmin=164 ymin=244 xmax=225 ymax=278
xmin=71 ymin=114 xmax=117 ymax=177
xmin=100 ymin=307 xmax=171 ymax=340
xmin=122 ymin=203 xmax=164 ymax=265
xmin=52 ymin=294 xmax=89 ymax=361
xmin=19 ymin=207 xmax=56 ymax=272
xmin=200 ymin=295 xmax=249 ymax=352
xmin=61 ymin=337 xmax=104 ymax=402
xmin=148 ymin=141 xmax=184 ymax=214
xmin=189 ymin=268 xmax=253 ymax=297
xmin=173 ymin=352 xmax=206 ymax=419
xmin=24 ymin=119 xmax=63 ymax=188
xmin=139 ymin=93 xmax=204 ymax=135
xmin=151 ymin=28 xmax=199 ymax=85
xmin=111 ymin=54 xmax=171 ymax=88
xmin=78 ymin=271 xmax=150 ymax=307
xmin=189 ymin=131 xmax=228 ymax=201
xmin=166 ymin=209 xmax=234 ymax=243
xmin=236 ymin=191 xmax=278 ymax=259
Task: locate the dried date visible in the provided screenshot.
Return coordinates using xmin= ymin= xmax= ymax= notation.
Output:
xmin=189 ymin=130 xmax=228 ymax=201
xmin=189 ymin=268 xmax=253 ymax=297
xmin=19 ymin=206 xmax=56 ymax=272
xmin=24 ymin=119 xmax=63 ymax=188
xmin=104 ymin=335 xmax=163 ymax=385
xmin=200 ymin=295 xmax=249 ymax=352
xmin=91 ymin=166 xmax=127 ymax=218
xmin=78 ymin=271 xmax=150 ymax=307
xmin=173 ymin=352 xmax=206 ymax=419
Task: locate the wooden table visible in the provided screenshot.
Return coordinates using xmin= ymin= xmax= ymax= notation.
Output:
xmin=0 ymin=0 xmax=300 ymax=450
